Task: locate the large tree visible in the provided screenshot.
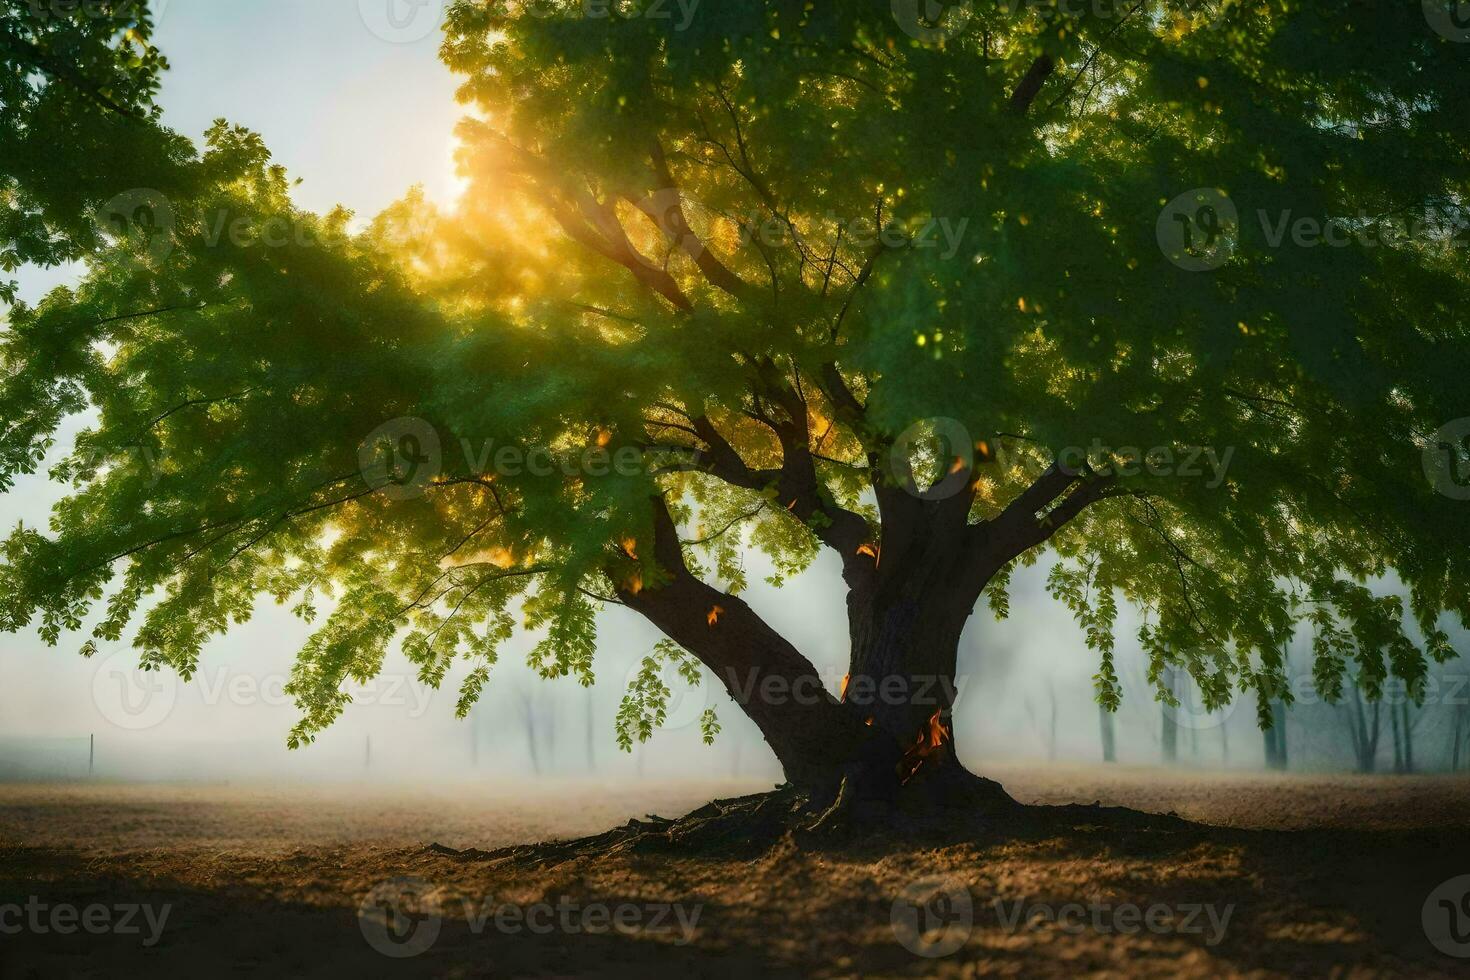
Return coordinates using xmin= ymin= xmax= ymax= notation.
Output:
xmin=3 ymin=1 xmax=1468 ymax=816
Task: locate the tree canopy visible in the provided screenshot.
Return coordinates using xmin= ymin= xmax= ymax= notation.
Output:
xmin=2 ymin=2 xmax=1467 ymax=775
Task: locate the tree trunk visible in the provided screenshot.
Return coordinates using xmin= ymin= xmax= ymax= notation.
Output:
xmin=1453 ymin=705 xmax=1466 ymax=771
xmin=1263 ymin=697 xmax=1287 ymax=771
xmin=615 ymin=491 xmax=1032 ymax=813
xmin=1161 ymin=666 xmax=1178 ymax=764
xmin=1391 ymin=703 xmax=1404 ymax=773
xmin=1400 ymin=702 xmax=1415 ymax=773
xmin=617 ymin=497 xmax=874 ymax=796
xmin=1100 ymin=706 xmax=1117 ymax=763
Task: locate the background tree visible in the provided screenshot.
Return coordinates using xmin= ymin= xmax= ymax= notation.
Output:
xmin=2 ymin=2 xmax=1468 ymax=817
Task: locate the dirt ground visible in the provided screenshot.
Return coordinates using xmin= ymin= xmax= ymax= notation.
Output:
xmin=1 ymin=764 xmax=1468 ymax=978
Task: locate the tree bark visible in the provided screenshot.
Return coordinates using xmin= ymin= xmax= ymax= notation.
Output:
xmin=612 ymin=451 xmax=1111 ymax=807
xmin=616 ymin=496 xmax=873 ymax=796
xmin=1162 ymin=666 xmax=1178 ymax=764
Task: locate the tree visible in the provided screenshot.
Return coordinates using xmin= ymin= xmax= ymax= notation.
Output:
xmin=0 ymin=1 xmax=183 ymax=297
xmin=1161 ymin=665 xmax=1178 ymax=764
xmin=3 ymin=3 xmax=1469 ymax=820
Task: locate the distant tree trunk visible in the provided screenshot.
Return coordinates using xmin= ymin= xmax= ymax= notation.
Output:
xmin=1453 ymin=705 xmax=1467 ymax=771
xmin=1161 ymin=666 xmax=1178 ymax=765
xmin=1263 ymin=698 xmax=1287 ymax=770
xmin=585 ymin=688 xmax=596 ymax=773
xmin=1047 ymin=681 xmax=1058 ymax=763
xmin=1395 ymin=701 xmax=1416 ymax=773
xmin=1348 ymin=688 xmax=1379 ymax=773
xmin=1100 ymin=706 xmax=1117 ymax=763
xmin=1025 ymin=682 xmax=1059 ymax=762
xmin=1391 ymin=703 xmax=1404 ymax=773
xmin=520 ymin=690 xmax=543 ymax=776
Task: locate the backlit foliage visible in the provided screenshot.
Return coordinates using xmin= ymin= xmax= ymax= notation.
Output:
xmin=2 ymin=2 xmax=1467 ymax=746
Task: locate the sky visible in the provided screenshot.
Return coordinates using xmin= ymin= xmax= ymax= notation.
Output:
xmin=2 ymin=1 xmax=1414 ymax=785
xmin=16 ymin=0 xmax=467 ymax=305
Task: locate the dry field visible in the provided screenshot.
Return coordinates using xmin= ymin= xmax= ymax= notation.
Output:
xmin=1 ymin=765 xmax=1468 ymax=978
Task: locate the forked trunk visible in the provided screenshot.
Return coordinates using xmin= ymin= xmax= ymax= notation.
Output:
xmin=621 ymin=494 xmax=1018 ymax=813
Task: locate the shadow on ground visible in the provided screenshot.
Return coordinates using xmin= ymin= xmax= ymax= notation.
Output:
xmin=2 ymin=795 xmax=1467 ymax=978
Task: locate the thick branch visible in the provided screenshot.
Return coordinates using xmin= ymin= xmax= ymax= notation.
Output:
xmin=1009 ymin=54 xmax=1057 ymax=114
xmin=613 ymin=495 xmax=871 ymax=791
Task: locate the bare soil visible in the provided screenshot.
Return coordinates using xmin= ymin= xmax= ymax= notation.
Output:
xmin=1 ymin=764 xmax=1467 ymax=978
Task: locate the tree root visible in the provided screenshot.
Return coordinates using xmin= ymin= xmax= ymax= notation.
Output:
xmin=424 ymin=761 xmax=1036 ymax=868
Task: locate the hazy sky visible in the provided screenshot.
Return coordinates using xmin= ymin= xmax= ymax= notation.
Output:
xmin=17 ymin=0 xmax=466 ymax=305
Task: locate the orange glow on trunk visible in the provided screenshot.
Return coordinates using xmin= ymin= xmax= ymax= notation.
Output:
xmin=897 ymin=709 xmax=951 ymax=784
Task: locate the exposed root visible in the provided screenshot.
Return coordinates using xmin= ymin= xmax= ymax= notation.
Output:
xmin=427 ymin=787 xmax=806 ymax=869
xmin=425 ymin=762 xmax=1042 ymax=868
